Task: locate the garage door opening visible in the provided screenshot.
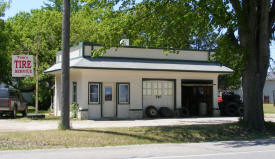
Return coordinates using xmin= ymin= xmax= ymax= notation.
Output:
xmin=182 ymin=80 xmax=213 ymax=117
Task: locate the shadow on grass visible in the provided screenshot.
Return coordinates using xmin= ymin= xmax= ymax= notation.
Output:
xmin=71 ymin=129 xmax=165 ymax=143
xmin=142 ymin=122 xmax=275 ymax=143
xmin=70 ymin=123 xmax=250 ymax=144
xmin=215 ymin=138 xmax=275 ymax=148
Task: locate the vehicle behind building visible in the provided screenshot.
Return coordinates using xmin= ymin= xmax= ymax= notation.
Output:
xmin=0 ymin=88 xmax=28 ymax=118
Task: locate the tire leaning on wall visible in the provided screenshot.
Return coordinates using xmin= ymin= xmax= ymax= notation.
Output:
xmin=145 ymin=105 xmax=158 ymax=118
xmin=158 ymin=107 xmax=174 ymax=118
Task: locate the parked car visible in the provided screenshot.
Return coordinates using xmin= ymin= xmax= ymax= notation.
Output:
xmin=0 ymin=88 xmax=28 ymax=118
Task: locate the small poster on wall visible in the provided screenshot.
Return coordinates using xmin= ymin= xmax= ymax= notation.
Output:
xmin=12 ymin=55 xmax=34 ymax=77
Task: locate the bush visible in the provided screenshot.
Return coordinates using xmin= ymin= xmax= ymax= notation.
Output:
xmin=70 ymin=104 xmax=79 ymax=118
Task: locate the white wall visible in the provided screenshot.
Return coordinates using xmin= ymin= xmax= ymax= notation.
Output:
xmin=60 ymin=69 xmax=219 ymax=119
xmin=54 ymin=69 xmax=219 ymax=119
xmin=54 ymin=70 xmax=82 ymax=116
xmin=263 ymin=80 xmax=275 ymax=104
xmin=94 ymin=46 xmax=211 ymax=62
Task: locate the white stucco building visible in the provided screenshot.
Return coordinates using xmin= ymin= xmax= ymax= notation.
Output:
xmin=45 ymin=42 xmax=233 ymax=120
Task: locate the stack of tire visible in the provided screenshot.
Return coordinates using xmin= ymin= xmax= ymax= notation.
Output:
xmin=145 ymin=106 xmax=174 ymax=118
xmin=218 ymin=91 xmax=244 ymax=117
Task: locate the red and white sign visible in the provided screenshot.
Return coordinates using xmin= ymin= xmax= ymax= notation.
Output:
xmin=12 ymin=55 xmax=34 ymax=77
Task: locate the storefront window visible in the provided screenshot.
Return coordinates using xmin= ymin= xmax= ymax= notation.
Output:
xmin=119 ymin=84 xmax=129 ymax=104
xmin=89 ymin=83 xmax=100 ymax=104
xmin=105 ymin=87 xmax=112 ymax=101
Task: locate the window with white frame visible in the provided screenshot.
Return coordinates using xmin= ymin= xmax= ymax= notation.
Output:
xmin=89 ymin=83 xmax=100 ymax=104
xmin=72 ymin=82 xmax=77 ymax=103
xmin=118 ymin=83 xmax=130 ymax=104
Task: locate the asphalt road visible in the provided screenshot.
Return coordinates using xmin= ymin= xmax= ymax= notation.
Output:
xmin=1 ymin=139 xmax=275 ymax=159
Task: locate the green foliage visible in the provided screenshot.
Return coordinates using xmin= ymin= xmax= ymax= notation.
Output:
xmin=0 ymin=0 xmax=9 ymax=17
xmin=218 ymin=74 xmax=241 ymax=90
xmin=215 ymin=34 xmax=244 ymax=89
xmin=58 ymin=123 xmax=70 ymax=130
xmin=6 ymin=9 xmax=62 ymax=109
xmin=70 ymin=104 xmax=79 ymax=118
xmin=0 ymin=0 xmax=11 ymax=83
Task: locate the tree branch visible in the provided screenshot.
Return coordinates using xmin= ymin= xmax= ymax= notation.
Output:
xmin=229 ymin=0 xmax=242 ymax=17
xmin=269 ymin=0 xmax=275 ymax=32
xmin=271 ymin=25 xmax=275 ymax=34
xmin=227 ymin=27 xmax=240 ymax=48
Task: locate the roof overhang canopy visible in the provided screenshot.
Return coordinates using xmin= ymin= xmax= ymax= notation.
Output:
xmin=45 ymin=57 xmax=233 ymax=74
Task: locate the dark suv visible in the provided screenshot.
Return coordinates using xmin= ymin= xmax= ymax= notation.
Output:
xmin=0 ymin=88 xmax=28 ymax=118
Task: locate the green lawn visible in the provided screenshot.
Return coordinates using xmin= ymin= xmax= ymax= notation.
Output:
xmin=264 ymin=104 xmax=275 ymax=114
xmin=27 ymin=106 xmax=52 ymax=114
xmin=12 ymin=106 xmax=60 ymax=120
xmin=0 ymin=122 xmax=275 ymax=150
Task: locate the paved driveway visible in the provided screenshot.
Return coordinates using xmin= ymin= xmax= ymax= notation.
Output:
xmin=0 ymin=115 xmax=274 ymax=132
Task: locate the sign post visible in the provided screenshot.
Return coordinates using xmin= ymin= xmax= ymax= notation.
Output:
xmin=35 ymin=41 xmax=39 ymax=114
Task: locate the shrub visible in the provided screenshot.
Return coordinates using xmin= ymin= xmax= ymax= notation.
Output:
xmin=70 ymin=104 xmax=79 ymax=119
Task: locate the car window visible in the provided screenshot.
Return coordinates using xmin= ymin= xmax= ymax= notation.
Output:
xmin=0 ymin=89 xmax=9 ymax=98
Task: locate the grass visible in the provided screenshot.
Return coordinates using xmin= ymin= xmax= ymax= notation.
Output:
xmin=27 ymin=106 xmax=52 ymax=114
xmin=0 ymin=122 xmax=275 ymax=150
xmin=8 ymin=106 xmax=60 ymax=121
xmin=13 ymin=115 xmax=61 ymax=121
xmin=13 ymin=106 xmax=76 ymax=121
xmin=264 ymin=104 xmax=275 ymax=114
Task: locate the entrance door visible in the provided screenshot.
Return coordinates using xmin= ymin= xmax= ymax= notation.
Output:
xmin=143 ymin=80 xmax=174 ymax=110
xmin=102 ymin=83 xmax=116 ymax=117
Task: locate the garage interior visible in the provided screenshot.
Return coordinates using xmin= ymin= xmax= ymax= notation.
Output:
xmin=181 ymin=80 xmax=213 ymax=117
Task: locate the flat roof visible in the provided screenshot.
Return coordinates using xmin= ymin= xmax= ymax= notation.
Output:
xmin=45 ymin=57 xmax=233 ymax=74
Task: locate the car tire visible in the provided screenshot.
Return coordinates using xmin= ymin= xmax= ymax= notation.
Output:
xmin=145 ymin=105 xmax=158 ymax=118
xmin=225 ymin=102 xmax=238 ymax=116
xmin=218 ymin=102 xmax=226 ymax=116
xmin=158 ymin=107 xmax=174 ymax=118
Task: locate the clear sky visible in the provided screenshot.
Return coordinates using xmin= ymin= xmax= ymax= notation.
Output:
xmin=3 ymin=0 xmax=275 ymax=65
xmin=4 ymin=0 xmax=46 ymax=19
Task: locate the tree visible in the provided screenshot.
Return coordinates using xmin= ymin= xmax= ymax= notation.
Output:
xmin=0 ymin=0 xmax=10 ymax=83
xmin=197 ymin=0 xmax=273 ymax=130
xmin=7 ymin=10 xmax=62 ymax=109
xmin=60 ymin=0 xmax=71 ymax=130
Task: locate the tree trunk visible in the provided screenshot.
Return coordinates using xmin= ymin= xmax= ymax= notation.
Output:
xmin=60 ymin=0 xmax=70 ymax=129
xmin=240 ymin=0 xmax=270 ymax=131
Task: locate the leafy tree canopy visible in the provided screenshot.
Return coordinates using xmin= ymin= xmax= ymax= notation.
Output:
xmin=0 ymin=0 xmax=10 ymax=83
